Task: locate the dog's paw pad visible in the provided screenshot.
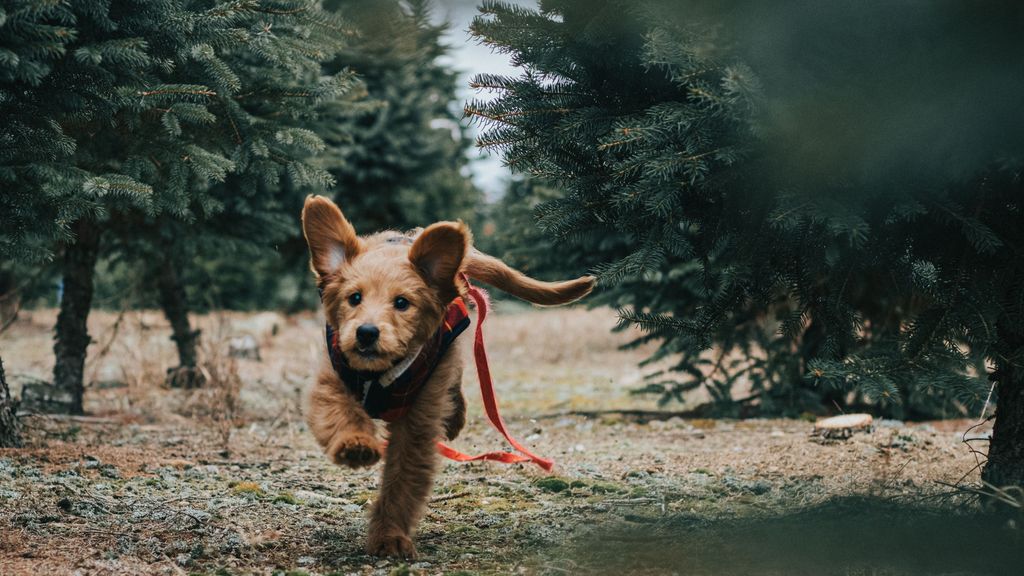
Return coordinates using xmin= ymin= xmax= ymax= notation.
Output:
xmin=367 ymin=533 xmax=416 ymax=559
xmin=328 ymin=434 xmax=382 ymax=469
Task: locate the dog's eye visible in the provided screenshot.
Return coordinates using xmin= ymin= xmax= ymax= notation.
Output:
xmin=348 ymin=292 xmax=362 ymax=306
xmin=393 ymin=296 xmax=410 ymax=311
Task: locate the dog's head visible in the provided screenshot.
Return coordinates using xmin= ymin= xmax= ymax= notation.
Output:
xmin=301 ymin=195 xmax=469 ymax=372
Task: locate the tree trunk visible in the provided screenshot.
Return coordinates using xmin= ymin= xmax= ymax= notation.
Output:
xmin=157 ymin=255 xmax=205 ymax=388
xmin=51 ymin=219 xmax=101 ymax=415
xmin=982 ymin=325 xmax=1024 ymax=488
xmin=157 ymin=257 xmax=199 ymax=368
xmin=982 ymin=369 xmax=1024 ymax=488
xmin=0 ymin=356 xmax=21 ymax=448
xmin=0 ymin=268 xmax=19 ymax=329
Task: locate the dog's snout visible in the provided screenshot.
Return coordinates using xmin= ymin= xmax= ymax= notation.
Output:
xmin=356 ymin=324 xmax=380 ymax=347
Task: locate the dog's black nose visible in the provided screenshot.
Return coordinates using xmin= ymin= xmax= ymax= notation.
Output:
xmin=356 ymin=324 xmax=380 ymax=347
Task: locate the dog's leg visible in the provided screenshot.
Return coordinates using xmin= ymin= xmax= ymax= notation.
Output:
xmin=308 ymin=368 xmax=381 ymax=468
xmin=442 ymin=383 xmax=466 ymax=441
xmin=367 ymin=352 xmax=459 ymax=558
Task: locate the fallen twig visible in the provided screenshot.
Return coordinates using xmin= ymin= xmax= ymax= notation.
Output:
xmin=935 ymin=480 xmax=1024 ymax=509
xmin=535 ymin=408 xmax=706 ymax=421
xmin=17 ymin=412 xmax=119 ymax=424
xmin=602 ymin=497 xmax=660 ymax=505
xmin=431 ymin=491 xmax=472 ymax=504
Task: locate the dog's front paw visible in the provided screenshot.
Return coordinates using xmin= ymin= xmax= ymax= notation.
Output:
xmin=327 ymin=433 xmax=382 ymax=469
xmin=443 ymin=388 xmax=466 ymax=441
xmin=367 ymin=531 xmax=416 ymax=559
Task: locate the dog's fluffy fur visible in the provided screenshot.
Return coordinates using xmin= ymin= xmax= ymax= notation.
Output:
xmin=301 ymin=195 xmax=594 ymax=558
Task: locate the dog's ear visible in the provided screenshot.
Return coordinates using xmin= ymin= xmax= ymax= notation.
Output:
xmin=302 ymin=195 xmax=363 ymax=278
xmin=409 ymin=221 xmax=470 ymax=298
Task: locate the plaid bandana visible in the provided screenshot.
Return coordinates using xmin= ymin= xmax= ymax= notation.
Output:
xmin=324 ymin=298 xmax=471 ymax=422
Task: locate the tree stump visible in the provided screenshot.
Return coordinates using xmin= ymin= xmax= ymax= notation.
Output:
xmin=813 ymin=413 xmax=873 ymax=440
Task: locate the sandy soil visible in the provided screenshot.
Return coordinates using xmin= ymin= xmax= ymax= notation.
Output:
xmin=0 ymin=305 xmax=1000 ymax=575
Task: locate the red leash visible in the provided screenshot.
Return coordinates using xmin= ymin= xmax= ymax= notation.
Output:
xmin=433 ymin=277 xmax=555 ymax=472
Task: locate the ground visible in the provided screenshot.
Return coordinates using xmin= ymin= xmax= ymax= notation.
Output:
xmin=0 ymin=304 xmax=1012 ymax=575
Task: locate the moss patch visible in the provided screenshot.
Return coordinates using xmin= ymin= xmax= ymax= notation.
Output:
xmin=534 ymin=477 xmax=571 ymax=493
xmin=273 ymin=491 xmax=298 ymax=505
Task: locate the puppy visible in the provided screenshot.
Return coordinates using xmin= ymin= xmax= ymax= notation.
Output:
xmin=301 ymin=195 xmax=594 ymax=558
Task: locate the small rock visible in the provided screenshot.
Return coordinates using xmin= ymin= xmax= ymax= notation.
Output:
xmin=688 ymin=472 xmax=714 ymax=486
xmin=876 ymin=419 xmax=905 ymax=428
xmin=0 ymin=459 xmax=15 ymax=479
xmin=181 ymin=508 xmax=211 ymax=523
xmin=219 ymin=532 xmax=246 ymax=553
xmin=164 ymin=459 xmax=195 ymax=470
xmin=229 ymin=335 xmax=262 ymax=360
xmin=292 ymin=490 xmax=356 ymax=506
xmin=20 ymin=381 xmax=79 ymax=413
xmin=887 ymin=438 xmax=909 ymax=451
xmin=100 ymin=465 xmax=121 ymax=479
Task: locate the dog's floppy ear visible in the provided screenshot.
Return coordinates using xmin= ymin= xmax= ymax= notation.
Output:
xmin=301 ymin=195 xmax=363 ymax=278
xmin=409 ymin=221 xmax=470 ymax=299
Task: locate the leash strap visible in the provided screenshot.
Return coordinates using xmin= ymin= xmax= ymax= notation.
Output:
xmin=434 ymin=277 xmax=555 ymax=472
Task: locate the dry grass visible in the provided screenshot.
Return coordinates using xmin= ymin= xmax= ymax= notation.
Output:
xmin=0 ymin=305 xmax=1000 ymax=575
xmin=0 ymin=304 xmax=668 ymax=423
xmin=180 ymin=315 xmax=245 ymax=453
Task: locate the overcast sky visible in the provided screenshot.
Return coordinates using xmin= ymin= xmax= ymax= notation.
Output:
xmin=430 ymin=0 xmax=534 ymax=199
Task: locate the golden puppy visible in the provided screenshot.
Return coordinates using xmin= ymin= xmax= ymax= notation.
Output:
xmin=301 ymin=195 xmax=593 ymax=558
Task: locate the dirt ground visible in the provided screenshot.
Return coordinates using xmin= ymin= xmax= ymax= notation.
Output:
xmin=0 ymin=304 xmax=1004 ymax=575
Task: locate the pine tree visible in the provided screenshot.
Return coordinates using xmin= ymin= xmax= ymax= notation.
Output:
xmin=1 ymin=0 xmax=357 ymax=411
xmin=468 ymin=0 xmax=1024 ymax=485
xmin=319 ymin=0 xmax=479 ymax=231
xmin=102 ymin=0 xmax=362 ymax=386
xmin=2 ymin=0 xmax=81 ymax=426
xmin=1 ymin=0 xmax=79 ymax=263
xmin=207 ymin=0 xmax=484 ymax=312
